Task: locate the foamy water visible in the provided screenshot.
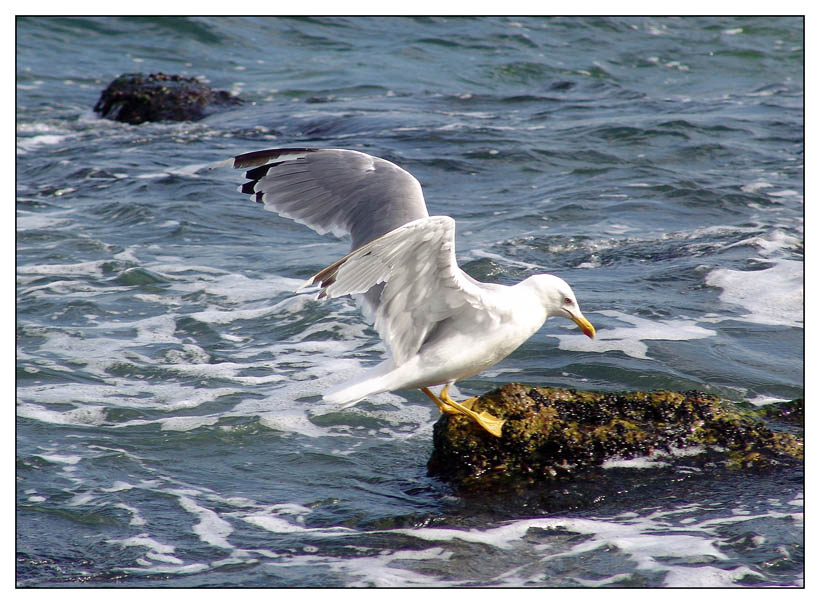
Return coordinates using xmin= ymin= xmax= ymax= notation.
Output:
xmin=17 ymin=16 xmax=802 ymax=587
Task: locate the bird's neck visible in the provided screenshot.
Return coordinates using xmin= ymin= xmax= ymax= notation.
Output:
xmin=509 ymin=279 xmax=551 ymax=327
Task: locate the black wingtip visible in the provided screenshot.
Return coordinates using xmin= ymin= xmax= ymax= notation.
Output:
xmin=232 ymin=148 xmax=318 ymax=170
xmin=244 ymin=163 xmax=274 ymax=181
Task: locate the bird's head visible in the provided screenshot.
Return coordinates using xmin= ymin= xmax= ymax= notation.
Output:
xmin=524 ymin=274 xmax=596 ymax=339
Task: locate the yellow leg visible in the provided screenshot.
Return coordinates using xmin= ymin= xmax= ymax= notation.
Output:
xmin=439 ymin=384 xmax=475 ymax=410
xmin=420 ymin=386 xmax=505 ymax=437
xmin=421 ymin=386 xmax=460 ymax=414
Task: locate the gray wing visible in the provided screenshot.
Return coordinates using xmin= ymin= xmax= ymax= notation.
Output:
xmin=307 ymin=216 xmax=497 ymax=366
xmin=234 ymin=148 xmax=429 ymax=251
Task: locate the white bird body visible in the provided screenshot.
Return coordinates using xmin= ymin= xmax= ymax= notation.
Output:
xmin=233 ymin=148 xmax=595 ymax=436
xmin=325 ymin=276 xmax=551 ymax=404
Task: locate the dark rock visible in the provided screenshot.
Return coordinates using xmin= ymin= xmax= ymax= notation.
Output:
xmin=428 ymin=384 xmax=803 ymax=491
xmin=93 ymin=72 xmax=242 ymax=124
xmin=756 ymin=398 xmax=804 ymax=424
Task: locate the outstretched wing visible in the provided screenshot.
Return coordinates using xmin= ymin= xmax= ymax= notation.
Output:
xmin=306 ymin=216 xmax=494 ymax=366
xmin=234 ymin=148 xmax=429 ymax=251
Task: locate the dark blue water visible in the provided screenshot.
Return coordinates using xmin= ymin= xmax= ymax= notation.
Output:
xmin=17 ymin=17 xmax=803 ymax=587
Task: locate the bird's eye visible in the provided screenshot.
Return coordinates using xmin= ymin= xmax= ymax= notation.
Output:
xmin=564 ymin=297 xmax=573 ymax=304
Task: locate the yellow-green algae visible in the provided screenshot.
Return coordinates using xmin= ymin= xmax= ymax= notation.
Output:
xmin=428 ymin=384 xmax=803 ymax=490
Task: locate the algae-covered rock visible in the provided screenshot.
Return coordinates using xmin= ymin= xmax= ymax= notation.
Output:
xmin=94 ymin=72 xmax=242 ymax=124
xmin=427 ymin=384 xmax=803 ymax=490
xmin=756 ymin=398 xmax=804 ymax=424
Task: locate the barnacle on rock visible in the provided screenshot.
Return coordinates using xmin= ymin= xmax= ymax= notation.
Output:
xmin=428 ymin=384 xmax=803 ymax=491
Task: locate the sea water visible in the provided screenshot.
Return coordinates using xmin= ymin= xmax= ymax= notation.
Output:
xmin=16 ymin=16 xmax=803 ymax=587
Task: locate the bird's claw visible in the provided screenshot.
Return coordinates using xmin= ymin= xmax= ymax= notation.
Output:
xmin=439 ymin=396 xmax=475 ymax=414
xmin=421 ymin=387 xmax=504 ymax=437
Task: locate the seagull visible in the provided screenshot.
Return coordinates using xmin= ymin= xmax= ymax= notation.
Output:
xmin=233 ymin=148 xmax=595 ymax=437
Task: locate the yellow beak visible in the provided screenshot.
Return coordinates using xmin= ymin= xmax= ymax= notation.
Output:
xmin=571 ymin=313 xmax=596 ymax=339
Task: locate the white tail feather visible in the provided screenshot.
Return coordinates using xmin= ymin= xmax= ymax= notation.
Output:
xmin=323 ymin=362 xmax=395 ymax=407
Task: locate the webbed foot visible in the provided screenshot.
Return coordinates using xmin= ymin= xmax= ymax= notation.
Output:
xmin=421 ymin=386 xmax=505 ymax=437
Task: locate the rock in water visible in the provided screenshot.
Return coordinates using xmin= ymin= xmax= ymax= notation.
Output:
xmin=428 ymin=384 xmax=803 ymax=490
xmin=93 ymin=72 xmax=242 ymax=124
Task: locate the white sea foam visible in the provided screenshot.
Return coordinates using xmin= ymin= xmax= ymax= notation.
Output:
xmin=17 ymin=259 xmax=109 ymax=277
xmin=315 ymin=511 xmax=766 ymax=587
xmin=131 ymin=315 xmax=181 ymax=344
xmin=109 ymin=534 xmax=177 ymax=556
xmin=45 ymin=448 xmax=798 ymax=587
xmin=188 ymin=295 xmax=314 ymax=325
xmin=17 ymin=402 xmax=108 ymax=426
xmin=242 ymin=513 xmax=356 ymax=536
xmin=335 ymin=547 xmax=457 ymax=587
xmin=17 ymin=249 xmax=396 ymax=434
xmin=467 ymin=248 xmax=542 ymax=271
xmin=122 ymin=562 xmax=211 ymax=575
xmin=177 ymin=495 xmax=235 ymax=550
xmin=160 ymin=270 xmax=307 ymax=304
xmin=112 ymin=503 xmax=148 ymax=527
xmin=16 ymin=133 xmax=72 ymax=154
xmin=158 ymin=416 xmax=221 ymax=432
xmin=16 ymin=305 xmax=414 ymax=438
xmin=16 ymin=208 xmax=77 ymax=231
xmin=555 ymin=309 xmax=715 ymax=359
xmin=745 ymin=394 xmax=792 ymax=407
xmin=600 ymin=446 xmax=709 ymax=470
xmin=741 ymin=181 xmax=773 ymax=193
xmin=705 ymin=258 xmax=803 ymax=327
xmin=35 ymin=453 xmax=83 ymax=465
xmin=144 ymin=551 xmax=186 ymax=565
xmin=723 ymin=229 xmax=802 ymax=256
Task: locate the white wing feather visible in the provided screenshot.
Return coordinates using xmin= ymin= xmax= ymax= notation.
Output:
xmin=234 ymin=148 xmax=429 ymax=251
xmin=308 ymin=216 xmax=495 ymax=366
